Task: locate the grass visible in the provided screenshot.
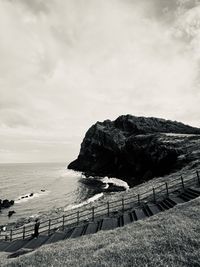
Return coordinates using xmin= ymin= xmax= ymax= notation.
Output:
xmin=0 ymin=197 xmax=200 ymax=267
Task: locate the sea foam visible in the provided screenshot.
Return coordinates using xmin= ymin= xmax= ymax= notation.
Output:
xmin=64 ymin=192 xmax=103 ymax=211
xmin=15 ymin=190 xmax=50 ymax=204
xmin=102 ymin=176 xmax=129 ymax=190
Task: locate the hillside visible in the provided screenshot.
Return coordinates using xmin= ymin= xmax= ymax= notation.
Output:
xmin=68 ymin=115 xmax=200 ymax=186
xmin=0 ymin=197 xmax=199 ymax=267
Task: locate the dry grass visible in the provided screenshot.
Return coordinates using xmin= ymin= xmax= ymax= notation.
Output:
xmin=1 ymin=197 xmax=200 ymax=267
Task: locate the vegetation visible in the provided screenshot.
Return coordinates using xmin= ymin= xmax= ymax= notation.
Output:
xmin=0 ymin=197 xmax=199 ymax=267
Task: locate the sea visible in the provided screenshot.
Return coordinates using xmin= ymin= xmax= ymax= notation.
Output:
xmin=0 ymin=162 xmax=128 ymax=227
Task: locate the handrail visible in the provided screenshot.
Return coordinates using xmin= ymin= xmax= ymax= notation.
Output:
xmin=1 ymin=169 xmax=199 ymax=242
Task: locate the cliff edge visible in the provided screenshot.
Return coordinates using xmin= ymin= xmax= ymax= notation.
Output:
xmin=68 ymin=115 xmax=200 ymax=186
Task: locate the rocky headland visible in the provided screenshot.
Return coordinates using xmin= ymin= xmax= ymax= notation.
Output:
xmin=68 ymin=115 xmax=200 ymax=187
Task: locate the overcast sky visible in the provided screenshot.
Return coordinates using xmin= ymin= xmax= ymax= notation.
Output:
xmin=0 ymin=0 xmax=200 ymax=163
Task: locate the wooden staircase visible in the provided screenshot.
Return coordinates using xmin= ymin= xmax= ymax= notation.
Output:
xmin=0 ymin=186 xmax=199 ymax=258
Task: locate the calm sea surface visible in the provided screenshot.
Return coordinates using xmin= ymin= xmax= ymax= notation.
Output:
xmin=0 ymin=162 xmax=96 ymax=226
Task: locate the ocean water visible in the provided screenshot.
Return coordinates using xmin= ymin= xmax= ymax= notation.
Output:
xmin=0 ymin=162 xmax=129 ymax=227
xmin=0 ymin=162 xmax=99 ymax=226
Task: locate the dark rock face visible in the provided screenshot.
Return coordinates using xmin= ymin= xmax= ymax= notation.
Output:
xmin=8 ymin=210 xmax=16 ymax=218
xmin=0 ymin=199 xmax=15 ymax=210
xmin=68 ymin=115 xmax=200 ymax=186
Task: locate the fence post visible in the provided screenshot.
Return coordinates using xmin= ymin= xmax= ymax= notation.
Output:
xmin=10 ymin=229 xmax=12 ymax=241
xmin=197 ymin=170 xmax=200 ymax=185
xmin=92 ymin=207 xmax=95 ymax=221
xmin=122 ymin=198 xmax=124 ymax=212
xmin=107 ymin=202 xmax=110 ymax=216
xmin=153 ymin=188 xmax=156 ymax=203
xmin=137 ymin=194 xmax=140 ymax=205
xmin=62 ymin=215 xmax=65 ymax=231
xmin=22 ymin=226 xmax=25 ymax=240
xmin=165 ymin=182 xmax=169 ymax=197
xmin=48 ymin=219 xmax=51 ymax=236
xmin=181 ymin=176 xmax=184 ymax=189
xmin=77 ymin=211 xmax=80 ymax=225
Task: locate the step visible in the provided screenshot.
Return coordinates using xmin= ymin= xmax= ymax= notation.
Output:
xmin=189 ymin=187 xmax=200 ymax=194
xmin=0 ymin=241 xmax=11 ymax=251
xmin=163 ymin=199 xmax=173 ymax=209
xmin=96 ymin=220 xmax=103 ymax=232
xmin=161 ymin=200 xmax=172 ymax=209
xmin=122 ymin=213 xmax=132 ymax=226
xmin=24 ymin=235 xmax=49 ymax=249
xmin=156 ymin=203 xmax=165 ymax=211
xmin=84 ymin=222 xmax=98 ymax=235
xmin=69 ymin=225 xmax=85 ymax=238
xmin=182 ymin=191 xmax=196 ymax=199
xmin=167 ymin=196 xmax=185 ymax=205
xmin=100 ymin=218 xmax=118 ymax=231
xmin=146 ymin=204 xmax=160 ymax=215
xmin=186 ymin=188 xmax=200 ymax=196
xmin=179 ymin=193 xmax=191 ymax=201
xmin=134 ymin=209 xmax=147 ymax=220
xmin=64 ymin=228 xmax=75 ymax=239
xmin=160 ymin=200 xmax=171 ymax=210
xmin=143 ymin=205 xmax=153 ymax=217
xmin=5 ymin=239 xmax=29 ymax=252
xmin=8 ymin=248 xmax=33 ymax=258
xmin=131 ymin=210 xmax=137 ymax=221
xmin=184 ymin=190 xmax=198 ymax=199
xmin=164 ymin=199 xmax=175 ymax=208
xmin=118 ymin=216 xmax=123 ymax=227
xmin=45 ymin=232 xmax=66 ymax=245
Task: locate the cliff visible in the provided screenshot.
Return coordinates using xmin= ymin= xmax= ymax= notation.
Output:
xmin=68 ymin=115 xmax=200 ymax=186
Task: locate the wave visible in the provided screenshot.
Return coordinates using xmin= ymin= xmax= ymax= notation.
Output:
xmin=80 ymin=175 xmax=129 ymax=191
xmin=15 ymin=190 xmax=50 ymax=204
xmin=64 ymin=192 xmax=103 ymax=211
xmin=102 ymin=176 xmax=129 ymax=190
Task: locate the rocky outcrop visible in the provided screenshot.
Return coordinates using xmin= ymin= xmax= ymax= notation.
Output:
xmin=68 ymin=115 xmax=200 ymax=186
xmin=8 ymin=211 xmax=16 ymax=218
xmin=0 ymin=199 xmax=14 ymax=210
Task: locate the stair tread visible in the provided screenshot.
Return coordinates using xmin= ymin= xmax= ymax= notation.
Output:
xmin=123 ymin=213 xmax=132 ymax=225
xmin=5 ymin=239 xmax=29 ymax=252
xmin=164 ymin=199 xmax=175 ymax=208
xmin=45 ymin=232 xmax=66 ymax=245
xmin=24 ymin=235 xmax=49 ymax=249
xmin=64 ymin=228 xmax=74 ymax=239
xmin=182 ymin=191 xmax=196 ymax=199
xmin=179 ymin=193 xmax=192 ymax=201
xmin=70 ymin=225 xmax=85 ymax=238
xmin=159 ymin=201 xmax=170 ymax=210
xmin=190 ymin=187 xmax=200 ymax=194
xmin=84 ymin=222 xmax=98 ymax=235
xmin=0 ymin=241 xmax=11 ymax=251
xmin=146 ymin=204 xmax=160 ymax=215
xmin=101 ymin=218 xmax=118 ymax=231
xmin=186 ymin=188 xmax=200 ymax=196
xmin=134 ymin=209 xmax=147 ymax=220
xmin=168 ymin=196 xmax=186 ymax=204
xmin=8 ymin=248 xmax=33 ymax=258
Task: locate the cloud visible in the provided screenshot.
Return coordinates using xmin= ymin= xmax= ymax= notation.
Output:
xmin=0 ymin=0 xmax=200 ymax=162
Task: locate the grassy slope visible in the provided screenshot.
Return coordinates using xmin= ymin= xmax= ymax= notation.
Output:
xmin=1 ymin=197 xmax=200 ymax=267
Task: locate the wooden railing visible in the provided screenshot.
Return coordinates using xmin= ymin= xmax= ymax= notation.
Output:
xmin=1 ymin=170 xmax=200 ymax=242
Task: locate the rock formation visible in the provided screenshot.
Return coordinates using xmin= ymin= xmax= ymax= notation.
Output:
xmin=0 ymin=199 xmax=15 ymax=210
xmin=68 ymin=115 xmax=200 ymax=187
xmin=8 ymin=211 xmax=16 ymax=218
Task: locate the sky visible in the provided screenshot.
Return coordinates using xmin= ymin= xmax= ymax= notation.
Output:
xmin=0 ymin=0 xmax=200 ymax=163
